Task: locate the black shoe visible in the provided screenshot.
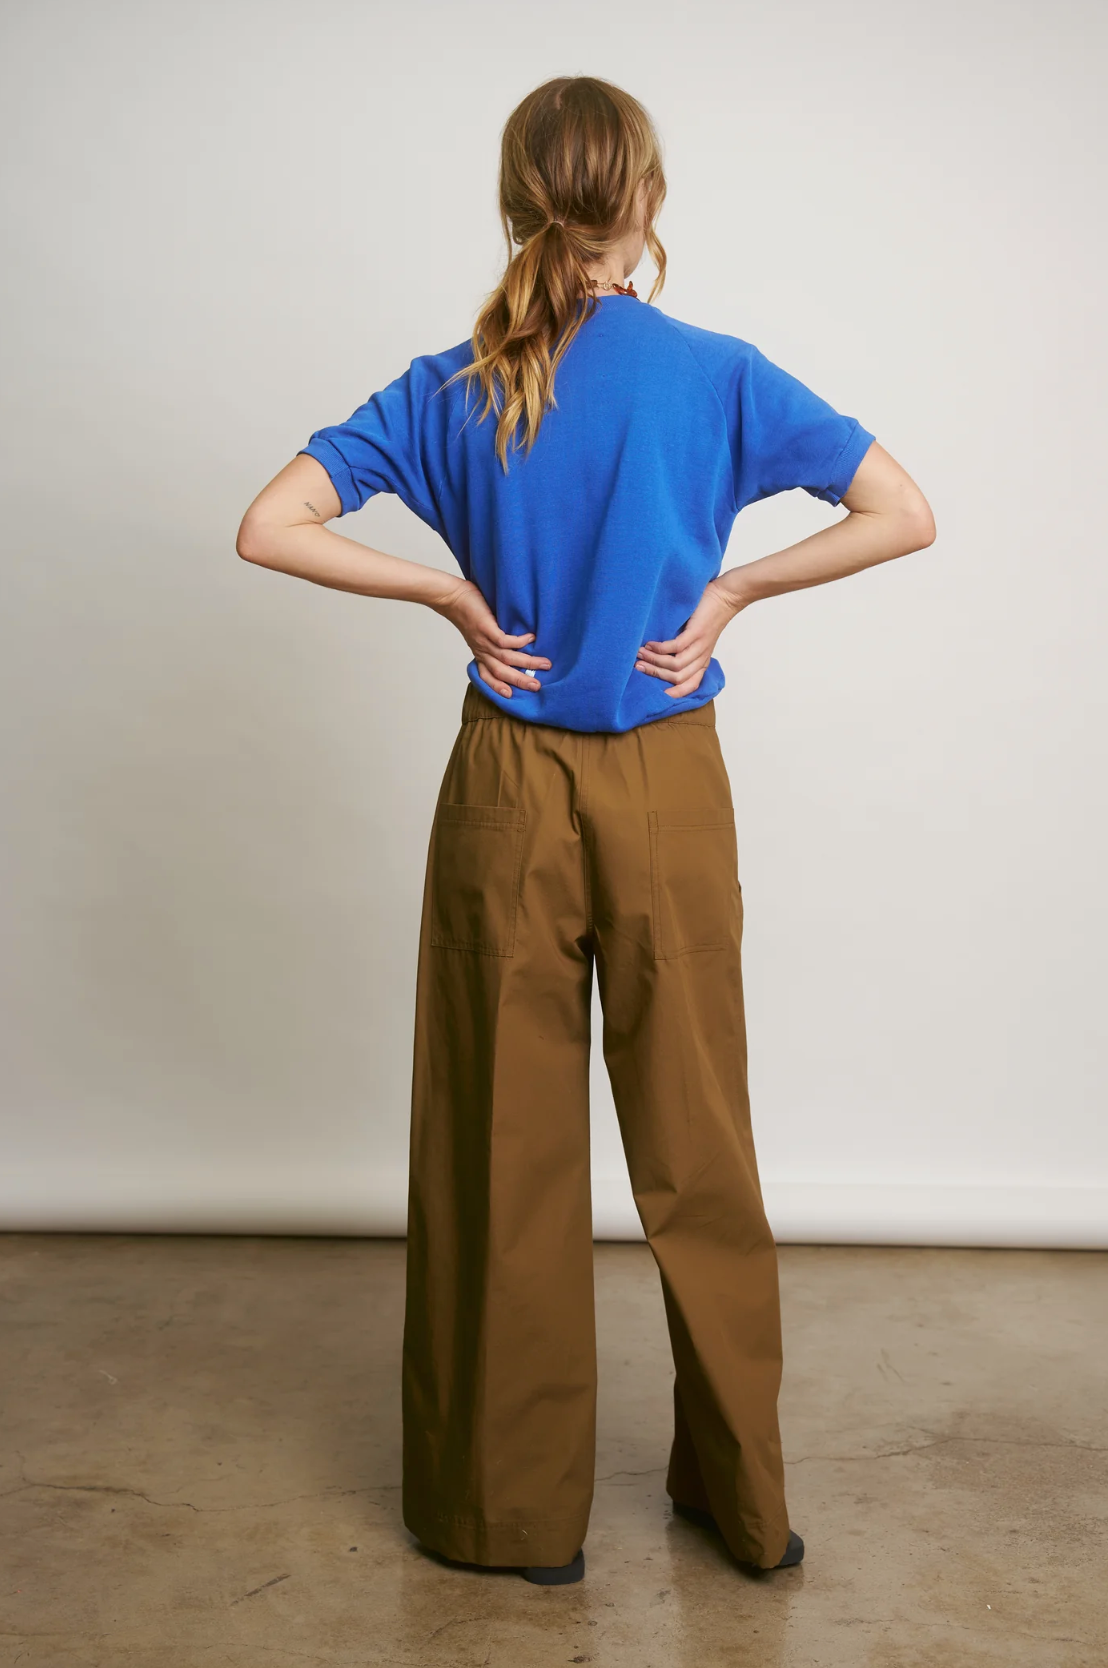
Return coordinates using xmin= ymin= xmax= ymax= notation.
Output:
xmin=672 ymin=1502 xmax=804 ymax=1569
xmin=774 ymin=1530 xmax=805 ymax=1568
xmin=522 ymin=1549 xmax=585 ymax=1585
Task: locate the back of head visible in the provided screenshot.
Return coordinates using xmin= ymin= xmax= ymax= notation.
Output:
xmin=455 ymin=76 xmax=667 ymax=471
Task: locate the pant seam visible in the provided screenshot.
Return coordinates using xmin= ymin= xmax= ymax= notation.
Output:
xmin=577 ymin=734 xmax=594 ymax=937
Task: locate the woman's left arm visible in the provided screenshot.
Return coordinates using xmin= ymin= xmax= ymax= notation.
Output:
xmin=635 ymin=441 xmax=936 ymax=697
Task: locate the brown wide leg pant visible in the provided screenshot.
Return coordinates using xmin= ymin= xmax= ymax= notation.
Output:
xmin=402 ymin=683 xmax=791 ymax=1570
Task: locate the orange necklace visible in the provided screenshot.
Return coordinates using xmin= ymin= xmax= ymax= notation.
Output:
xmin=590 ymin=278 xmax=638 ymax=298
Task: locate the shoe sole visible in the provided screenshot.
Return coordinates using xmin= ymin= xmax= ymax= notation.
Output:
xmin=522 ymin=1550 xmax=585 ymax=1585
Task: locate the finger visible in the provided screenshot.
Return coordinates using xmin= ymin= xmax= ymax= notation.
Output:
xmin=641 ymin=634 xmax=688 ymax=654
xmin=637 ymin=644 xmax=702 ymax=672
xmin=636 ymin=654 xmax=710 ymax=686
xmin=477 ymin=660 xmax=514 ymax=698
xmin=634 ymin=660 xmax=682 ymax=684
xmin=635 ymin=646 xmax=673 ymax=664
xmin=473 ymin=632 xmax=548 ymax=666
xmin=666 ymin=669 xmax=707 ymax=698
xmin=485 ymin=655 xmax=543 ymax=691
xmin=494 ymin=630 xmax=538 ymax=649
xmin=638 ymin=648 xmax=705 ymax=675
xmin=500 ymin=650 xmax=553 ymax=671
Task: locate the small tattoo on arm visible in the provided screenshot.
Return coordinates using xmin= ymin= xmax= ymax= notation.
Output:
xmin=303 ymin=500 xmax=322 ymax=520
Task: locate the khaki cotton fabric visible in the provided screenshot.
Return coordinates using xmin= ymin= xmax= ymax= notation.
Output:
xmin=402 ymin=683 xmax=791 ymax=1569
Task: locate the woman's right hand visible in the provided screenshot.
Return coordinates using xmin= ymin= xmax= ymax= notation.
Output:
xmin=430 ymin=577 xmax=551 ymax=698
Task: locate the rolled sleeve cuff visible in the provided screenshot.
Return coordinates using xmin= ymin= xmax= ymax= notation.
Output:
xmin=813 ymin=422 xmax=877 ymax=506
xmin=297 ymin=437 xmax=363 ymax=517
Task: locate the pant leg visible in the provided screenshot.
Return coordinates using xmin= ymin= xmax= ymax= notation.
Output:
xmin=584 ymin=703 xmax=791 ymax=1570
xmin=402 ymin=688 xmax=596 ymax=1567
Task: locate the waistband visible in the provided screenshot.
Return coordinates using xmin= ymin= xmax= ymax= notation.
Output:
xmin=460 ymin=681 xmax=716 ymax=732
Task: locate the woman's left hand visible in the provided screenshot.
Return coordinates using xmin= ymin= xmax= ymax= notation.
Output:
xmin=635 ymin=577 xmax=743 ymax=697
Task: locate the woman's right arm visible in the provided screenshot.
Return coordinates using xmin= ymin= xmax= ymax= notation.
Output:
xmin=235 ymin=454 xmax=550 ymax=695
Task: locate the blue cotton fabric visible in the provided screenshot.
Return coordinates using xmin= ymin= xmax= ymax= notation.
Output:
xmin=299 ymin=297 xmax=875 ymax=734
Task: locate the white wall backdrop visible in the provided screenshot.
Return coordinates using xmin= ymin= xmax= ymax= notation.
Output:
xmin=2 ymin=0 xmax=1105 ymax=1245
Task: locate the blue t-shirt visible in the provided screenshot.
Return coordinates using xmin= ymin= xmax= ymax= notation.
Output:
xmin=299 ymin=297 xmax=875 ymax=734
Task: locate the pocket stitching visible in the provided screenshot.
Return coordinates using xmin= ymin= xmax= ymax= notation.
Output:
xmin=649 ymin=807 xmax=736 ymax=960
xmin=430 ymin=804 xmax=527 ymax=957
xmin=436 ymin=805 xmax=525 ymax=830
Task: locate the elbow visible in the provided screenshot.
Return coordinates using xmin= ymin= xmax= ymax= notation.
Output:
xmin=236 ymin=514 xmax=271 ymax=565
xmin=903 ymin=493 xmax=937 ymax=553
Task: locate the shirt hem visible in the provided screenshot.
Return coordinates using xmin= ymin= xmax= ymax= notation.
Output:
xmin=816 ymin=422 xmax=876 ymax=506
xmin=297 ymin=438 xmax=361 ymax=517
xmin=463 ymin=663 xmax=726 ymax=734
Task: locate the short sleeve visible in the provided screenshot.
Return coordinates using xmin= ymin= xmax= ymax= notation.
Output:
xmin=733 ymin=346 xmax=875 ymax=511
xmin=298 ymin=361 xmax=439 ymax=527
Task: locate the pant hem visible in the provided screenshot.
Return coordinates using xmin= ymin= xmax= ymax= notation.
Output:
xmin=668 ymin=1492 xmax=792 ymax=1570
xmin=404 ymin=1503 xmax=590 ymax=1569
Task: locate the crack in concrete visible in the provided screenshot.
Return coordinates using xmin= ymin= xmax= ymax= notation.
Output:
xmin=230 ymin=1572 xmax=291 ymax=1605
xmin=595 ymin=1466 xmax=667 ymax=1483
xmin=3 ymin=1465 xmax=400 ymax=1514
xmin=0 ymin=1633 xmax=113 ymax=1642
xmin=2 ymin=1478 xmax=203 ymax=1511
xmin=789 ymin=1433 xmax=1108 ymax=1465
xmin=426 ymin=1615 xmax=489 ymax=1642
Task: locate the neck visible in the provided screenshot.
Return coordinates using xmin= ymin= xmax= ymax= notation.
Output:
xmin=586 ymin=274 xmax=638 ymax=299
xmin=584 ymin=262 xmax=627 ymax=289
xmin=582 ymin=229 xmax=642 ymax=294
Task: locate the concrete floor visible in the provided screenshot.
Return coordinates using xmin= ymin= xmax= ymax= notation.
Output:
xmin=1 ymin=1238 xmax=1105 ymax=1668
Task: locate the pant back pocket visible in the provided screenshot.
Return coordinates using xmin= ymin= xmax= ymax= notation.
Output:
xmin=648 ymin=807 xmax=738 ymax=959
xmin=430 ymin=804 xmax=527 ymax=957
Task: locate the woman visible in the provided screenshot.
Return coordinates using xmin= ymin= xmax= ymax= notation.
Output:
xmin=237 ymin=76 xmax=935 ymax=1587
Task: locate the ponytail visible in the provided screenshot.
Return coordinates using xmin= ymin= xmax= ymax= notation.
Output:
xmin=447 ymin=77 xmax=667 ymax=472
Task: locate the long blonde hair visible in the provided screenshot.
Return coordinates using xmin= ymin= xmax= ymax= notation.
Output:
xmin=450 ymin=76 xmax=667 ymax=471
